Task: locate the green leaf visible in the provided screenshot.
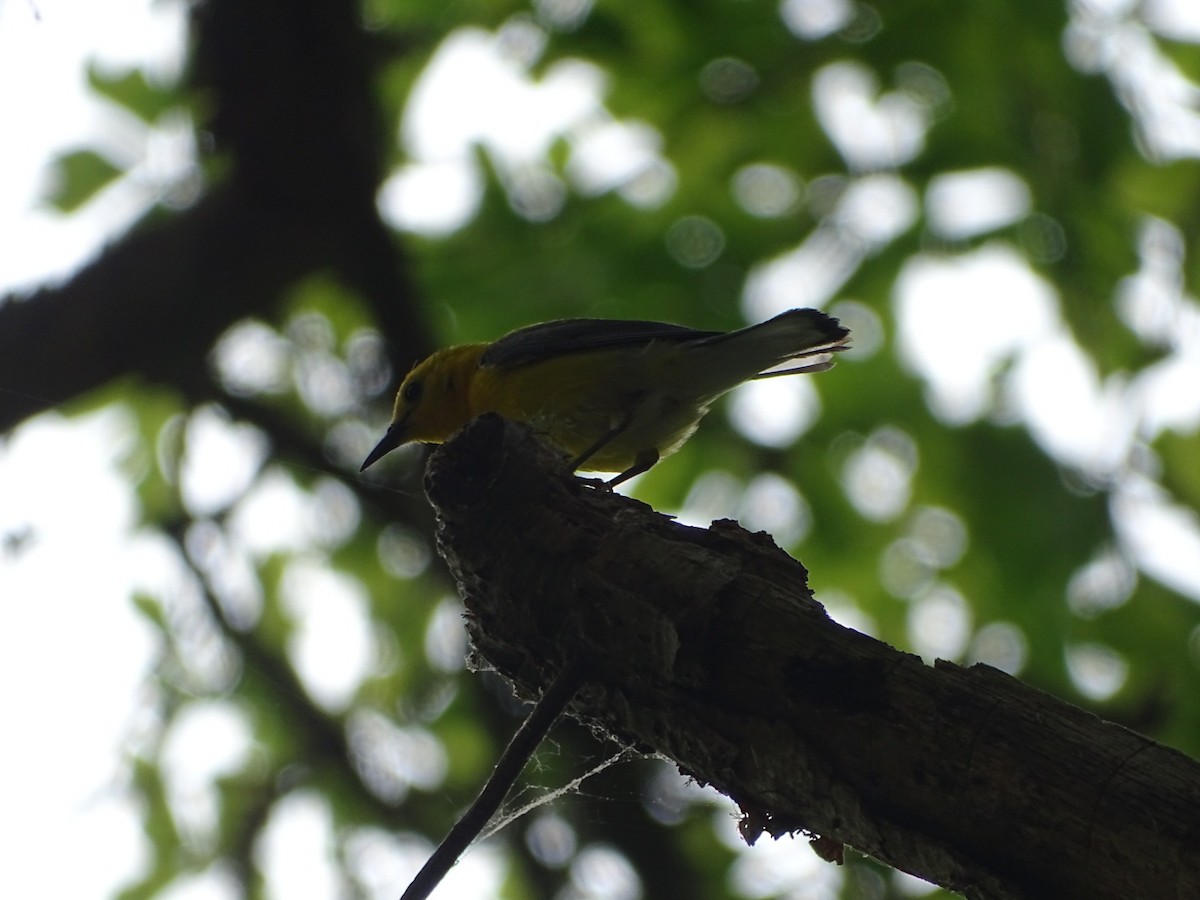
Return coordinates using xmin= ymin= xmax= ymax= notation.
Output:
xmin=44 ymin=148 xmax=123 ymax=212
xmin=87 ymin=63 xmax=178 ymax=123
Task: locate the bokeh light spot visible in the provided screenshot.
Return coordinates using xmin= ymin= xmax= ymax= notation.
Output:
xmin=926 ymin=167 xmax=1031 ymax=240
xmin=732 ymin=163 xmax=803 ymax=218
xmin=728 ymin=376 xmax=820 ymax=449
xmin=211 ymin=320 xmax=291 ymax=397
xmin=740 ymin=473 xmax=811 ymax=546
xmin=780 ymin=0 xmax=853 ymax=40
xmin=700 ymin=57 xmax=759 ymax=104
xmin=525 ymin=812 xmax=577 ymax=868
xmin=968 ymin=621 xmax=1029 ymax=675
xmin=347 ymin=710 xmax=448 ymax=803
xmin=1067 ymin=546 xmax=1136 ymax=618
xmin=841 ymin=426 xmax=918 ymax=522
xmin=569 ymin=845 xmax=641 ymax=900
xmin=907 ymin=584 xmax=971 ymax=661
xmin=377 ymin=523 xmax=433 ymax=580
xmin=1065 ymin=643 xmax=1129 ymax=701
xmin=665 ymin=215 xmax=725 ymax=268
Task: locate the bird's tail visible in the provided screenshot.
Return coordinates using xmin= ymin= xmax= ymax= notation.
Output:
xmin=696 ymin=308 xmax=850 ymax=379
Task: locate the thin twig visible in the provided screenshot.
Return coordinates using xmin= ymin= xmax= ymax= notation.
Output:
xmin=400 ymin=660 xmax=588 ymax=900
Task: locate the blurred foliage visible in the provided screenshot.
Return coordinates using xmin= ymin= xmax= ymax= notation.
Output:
xmin=34 ymin=0 xmax=1200 ymax=898
xmin=45 ymin=148 xmax=124 ymax=212
xmin=87 ymin=63 xmax=183 ymax=124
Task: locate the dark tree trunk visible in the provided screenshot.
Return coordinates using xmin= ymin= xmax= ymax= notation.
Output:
xmin=426 ymin=413 xmax=1200 ymax=900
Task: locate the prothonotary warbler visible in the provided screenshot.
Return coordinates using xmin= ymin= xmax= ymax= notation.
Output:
xmin=361 ymin=308 xmax=850 ymax=486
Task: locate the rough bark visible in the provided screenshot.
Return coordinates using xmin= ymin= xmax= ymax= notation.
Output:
xmin=425 ymin=413 xmax=1200 ymax=900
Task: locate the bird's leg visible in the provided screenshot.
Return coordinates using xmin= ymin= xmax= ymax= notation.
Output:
xmin=568 ymin=412 xmax=632 ymax=473
xmin=568 ymin=410 xmax=659 ymax=489
xmin=606 ymin=447 xmax=659 ymax=488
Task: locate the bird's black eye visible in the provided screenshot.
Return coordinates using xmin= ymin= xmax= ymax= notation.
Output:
xmin=402 ymin=380 xmax=423 ymax=404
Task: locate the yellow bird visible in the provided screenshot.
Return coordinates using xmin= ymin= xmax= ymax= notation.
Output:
xmin=361 ymin=308 xmax=849 ymax=486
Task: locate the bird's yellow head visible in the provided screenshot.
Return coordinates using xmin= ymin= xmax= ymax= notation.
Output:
xmin=360 ymin=343 xmax=488 ymax=471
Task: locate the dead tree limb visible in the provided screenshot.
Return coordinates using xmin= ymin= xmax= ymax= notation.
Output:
xmin=424 ymin=414 xmax=1200 ymax=900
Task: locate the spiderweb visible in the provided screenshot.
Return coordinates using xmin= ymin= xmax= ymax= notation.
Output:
xmin=476 ymin=744 xmax=639 ymax=844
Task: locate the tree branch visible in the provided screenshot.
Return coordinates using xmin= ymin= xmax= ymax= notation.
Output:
xmin=401 ymin=659 xmax=588 ymax=900
xmin=424 ymin=414 xmax=1200 ymax=900
xmin=0 ymin=0 xmax=427 ymax=435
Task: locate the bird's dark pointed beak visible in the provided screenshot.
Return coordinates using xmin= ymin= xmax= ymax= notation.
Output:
xmin=360 ymin=423 xmax=406 ymax=472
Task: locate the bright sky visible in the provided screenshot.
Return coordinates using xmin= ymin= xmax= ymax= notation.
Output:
xmin=2 ymin=1 xmax=1200 ymax=898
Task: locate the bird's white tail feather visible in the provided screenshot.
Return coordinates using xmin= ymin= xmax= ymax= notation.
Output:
xmin=689 ymin=309 xmax=849 ymax=385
